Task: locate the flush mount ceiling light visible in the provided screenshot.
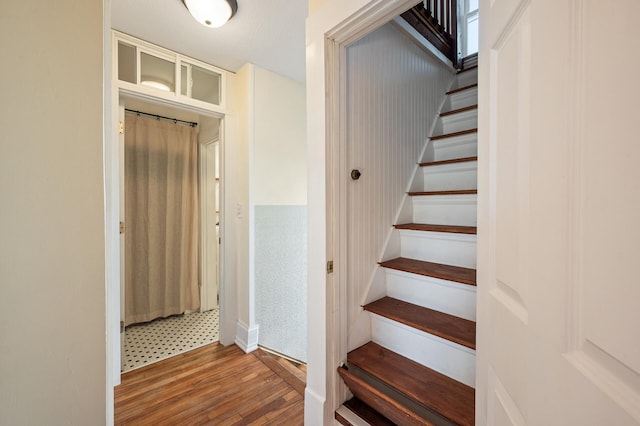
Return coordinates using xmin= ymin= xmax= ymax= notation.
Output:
xmin=182 ymin=0 xmax=238 ymax=28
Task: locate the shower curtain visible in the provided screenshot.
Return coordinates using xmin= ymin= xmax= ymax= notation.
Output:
xmin=124 ymin=113 xmax=200 ymax=326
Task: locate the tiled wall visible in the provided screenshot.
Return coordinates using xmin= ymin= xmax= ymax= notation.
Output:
xmin=255 ymin=205 xmax=307 ymax=362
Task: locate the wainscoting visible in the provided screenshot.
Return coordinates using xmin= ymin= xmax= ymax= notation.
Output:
xmin=255 ymin=205 xmax=307 ymax=362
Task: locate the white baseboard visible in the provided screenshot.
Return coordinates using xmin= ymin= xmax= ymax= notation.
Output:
xmin=304 ymin=387 xmax=327 ymax=426
xmin=235 ymin=320 xmax=259 ymax=353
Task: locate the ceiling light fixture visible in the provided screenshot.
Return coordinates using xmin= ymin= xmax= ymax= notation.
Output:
xmin=182 ymin=0 xmax=238 ymax=28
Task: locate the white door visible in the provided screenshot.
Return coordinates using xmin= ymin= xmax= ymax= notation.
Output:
xmin=200 ymin=140 xmax=219 ymax=311
xmin=477 ymin=1 xmax=640 ymax=425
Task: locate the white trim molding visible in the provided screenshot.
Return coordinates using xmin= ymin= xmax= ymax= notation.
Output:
xmin=305 ymin=0 xmax=429 ymax=424
xmin=235 ymin=320 xmax=259 ymax=353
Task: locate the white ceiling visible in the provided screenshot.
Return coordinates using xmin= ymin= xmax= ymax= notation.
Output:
xmin=111 ymin=0 xmax=308 ymax=82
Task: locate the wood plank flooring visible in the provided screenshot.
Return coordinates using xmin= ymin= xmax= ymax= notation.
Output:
xmin=115 ymin=343 xmax=306 ymax=425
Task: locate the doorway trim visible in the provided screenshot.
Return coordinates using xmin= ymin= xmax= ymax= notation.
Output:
xmin=305 ymin=0 xmax=424 ymax=421
xmin=106 ymin=88 xmax=231 ymax=390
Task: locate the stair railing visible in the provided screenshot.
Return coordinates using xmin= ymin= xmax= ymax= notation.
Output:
xmin=401 ymin=0 xmax=461 ymax=67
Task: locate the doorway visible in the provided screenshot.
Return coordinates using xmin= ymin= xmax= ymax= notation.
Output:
xmin=119 ymin=98 xmax=221 ymax=372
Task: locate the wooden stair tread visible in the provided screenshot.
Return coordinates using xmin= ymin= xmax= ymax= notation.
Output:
xmin=380 ymin=257 xmax=476 ymax=285
xmin=440 ymin=104 xmax=478 ymax=117
xmin=338 ymin=397 xmax=398 ymax=426
xmin=347 ymin=342 xmax=475 ymax=426
xmin=420 ymin=156 xmax=477 ymax=167
xmin=338 ymin=367 xmax=433 ymax=425
xmin=457 ymin=64 xmax=478 ymax=74
xmin=430 ymin=128 xmax=477 ymax=140
xmin=364 ymin=297 xmax=476 ymax=349
xmin=408 ymin=189 xmax=477 ymax=196
xmin=446 ymin=83 xmax=478 ymax=95
xmin=395 ymin=223 xmax=477 ymax=234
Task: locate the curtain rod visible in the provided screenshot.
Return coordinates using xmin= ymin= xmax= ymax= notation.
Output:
xmin=125 ymin=108 xmax=198 ymax=127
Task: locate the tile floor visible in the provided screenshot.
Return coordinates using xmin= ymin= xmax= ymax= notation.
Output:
xmin=122 ymin=308 xmax=219 ymax=372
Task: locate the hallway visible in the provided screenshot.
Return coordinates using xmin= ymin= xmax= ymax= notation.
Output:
xmin=115 ymin=343 xmax=305 ymax=425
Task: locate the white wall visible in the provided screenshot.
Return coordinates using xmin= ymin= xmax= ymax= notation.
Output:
xmin=252 ymin=66 xmax=308 ymax=361
xmin=234 ymin=64 xmax=308 ymax=356
xmin=254 ymin=67 xmax=307 ymax=206
xmin=0 ymin=0 xmax=107 ymax=424
xmin=344 ymin=23 xmax=453 ymax=350
xmin=198 ymin=116 xmax=220 ymax=144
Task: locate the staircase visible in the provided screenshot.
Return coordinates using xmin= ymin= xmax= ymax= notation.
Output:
xmin=336 ymin=63 xmax=479 ymax=425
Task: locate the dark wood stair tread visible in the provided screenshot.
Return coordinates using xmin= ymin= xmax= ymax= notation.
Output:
xmin=430 ymin=128 xmax=477 ymax=140
xmin=338 ymin=367 xmax=433 ymax=425
xmin=440 ymin=104 xmax=478 ymax=117
xmin=420 ymin=156 xmax=477 ymax=167
xmin=408 ymin=189 xmax=477 ymax=196
xmin=364 ymin=297 xmax=476 ymax=349
xmin=395 ymin=223 xmax=477 ymax=234
xmin=380 ymin=257 xmax=476 ymax=285
xmin=347 ymin=342 xmax=475 ymax=426
xmin=340 ymin=398 xmax=397 ymax=426
xmin=457 ymin=64 xmax=478 ymax=74
xmin=446 ymin=83 xmax=478 ymax=95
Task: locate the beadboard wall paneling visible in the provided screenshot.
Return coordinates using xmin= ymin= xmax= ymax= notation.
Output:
xmin=346 ymin=23 xmax=453 ymax=328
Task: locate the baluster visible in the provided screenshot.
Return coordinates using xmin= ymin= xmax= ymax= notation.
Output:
xmin=439 ymin=0 xmax=445 ymax=28
xmin=433 ymin=0 xmax=438 ymax=25
xmin=446 ymin=0 xmax=451 ymax=34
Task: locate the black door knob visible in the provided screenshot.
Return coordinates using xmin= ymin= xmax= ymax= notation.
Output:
xmin=351 ymin=169 xmax=361 ymax=180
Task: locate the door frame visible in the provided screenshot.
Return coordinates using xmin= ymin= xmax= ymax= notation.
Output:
xmin=307 ymin=0 xmax=429 ymax=420
xmin=106 ymin=89 xmax=229 ymax=388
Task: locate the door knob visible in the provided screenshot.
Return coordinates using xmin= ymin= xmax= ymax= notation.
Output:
xmin=351 ymin=169 xmax=361 ymax=180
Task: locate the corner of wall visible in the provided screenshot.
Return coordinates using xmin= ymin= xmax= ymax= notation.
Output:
xmin=235 ymin=320 xmax=259 ymax=353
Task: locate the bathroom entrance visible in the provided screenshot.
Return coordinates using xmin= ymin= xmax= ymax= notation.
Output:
xmin=119 ymin=98 xmax=221 ymax=372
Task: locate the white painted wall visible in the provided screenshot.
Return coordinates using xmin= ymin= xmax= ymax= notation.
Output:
xmin=254 ymin=67 xmax=307 ymax=206
xmin=252 ymin=66 xmax=308 ymax=361
xmin=0 ymin=0 xmax=107 ymax=424
xmin=199 ymin=115 xmax=220 ymax=143
xmin=234 ymin=64 xmax=308 ymax=354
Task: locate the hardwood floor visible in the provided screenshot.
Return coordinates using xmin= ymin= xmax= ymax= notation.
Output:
xmin=115 ymin=343 xmax=306 ymax=425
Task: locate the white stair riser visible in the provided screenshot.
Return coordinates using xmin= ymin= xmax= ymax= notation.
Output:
xmin=424 ymin=133 xmax=477 ymax=163
xmin=422 ymin=161 xmax=477 ymax=191
xmin=434 ymin=110 xmax=478 ymax=135
xmin=454 ymin=68 xmax=478 ymax=88
xmin=399 ymin=230 xmax=476 ymax=268
xmin=335 ymin=406 xmax=372 ymax=426
xmin=371 ymin=315 xmax=476 ymax=387
xmin=386 ymin=269 xmax=476 ymax=321
xmin=444 ymin=87 xmax=477 ymax=111
xmin=412 ymin=194 xmax=477 ymax=226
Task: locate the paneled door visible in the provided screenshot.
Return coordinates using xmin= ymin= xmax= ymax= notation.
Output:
xmin=477 ymin=0 xmax=640 ymax=424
